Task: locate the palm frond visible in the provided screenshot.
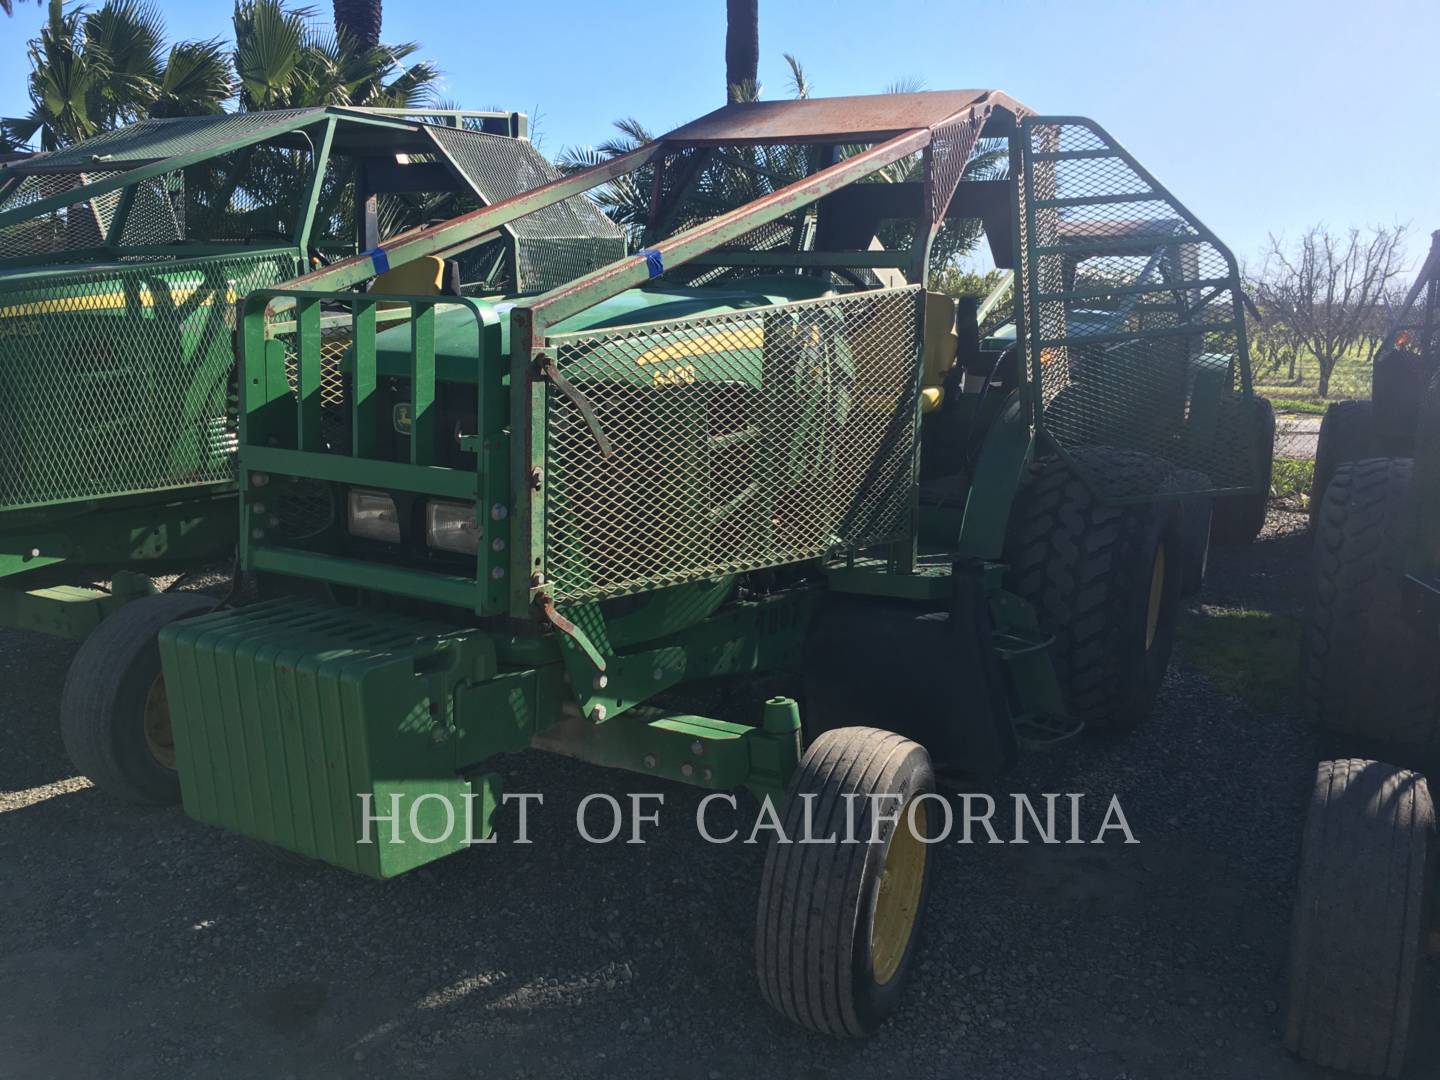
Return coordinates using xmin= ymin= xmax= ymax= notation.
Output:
xmin=151 ymin=38 xmax=234 ymax=116
xmin=233 ymin=0 xmax=308 ymax=109
xmin=782 ymin=53 xmax=810 ymax=100
xmin=884 ymin=76 xmax=927 ymax=95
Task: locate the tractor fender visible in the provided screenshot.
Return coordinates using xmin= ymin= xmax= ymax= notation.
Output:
xmin=956 ymin=390 xmax=1033 ymax=560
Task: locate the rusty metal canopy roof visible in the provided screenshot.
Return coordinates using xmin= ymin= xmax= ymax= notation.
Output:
xmin=659 ymin=90 xmax=1031 ymax=146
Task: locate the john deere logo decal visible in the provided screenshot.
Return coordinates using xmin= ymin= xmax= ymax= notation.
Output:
xmin=392 ymin=402 xmax=413 ymax=435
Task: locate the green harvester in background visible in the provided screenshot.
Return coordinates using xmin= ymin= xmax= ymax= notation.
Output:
xmin=0 ymin=106 xmax=625 ymax=802
xmin=65 ymin=89 xmax=1267 ymax=1033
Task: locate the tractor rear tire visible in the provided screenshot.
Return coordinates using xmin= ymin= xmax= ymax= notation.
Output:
xmin=1210 ymin=396 xmax=1275 ymax=546
xmin=1167 ymin=468 xmax=1213 ymax=597
xmin=59 ymin=591 xmax=216 ymax=804
xmin=756 ymin=727 xmax=935 ymax=1036
xmin=1285 ymin=758 xmax=1435 ymax=1078
xmin=1302 ymin=458 xmax=1440 ymax=744
xmin=1309 ymin=400 xmax=1376 ymax=533
xmin=1004 ymin=451 xmax=1183 ymax=733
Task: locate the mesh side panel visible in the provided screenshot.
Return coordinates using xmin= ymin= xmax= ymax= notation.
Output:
xmin=0 ymin=252 xmax=296 ymax=510
xmin=543 ymin=286 xmax=923 ymax=602
xmin=0 ymin=172 xmax=124 ymax=260
xmin=119 ymin=173 xmax=187 ymax=246
xmin=426 ymin=126 xmax=626 ymax=291
xmin=929 ymin=113 xmax=985 ymax=221
xmin=1020 ymin=118 xmax=1256 ymax=499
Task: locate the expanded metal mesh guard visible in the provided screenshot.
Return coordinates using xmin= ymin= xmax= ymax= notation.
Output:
xmin=0 ymin=171 xmax=124 ymax=261
xmin=3 ymin=111 xmax=321 ymax=174
xmin=1020 ymin=118 xmax=1257 ymax=500
xmin=543 ymin=286 xmax=924 ymax=602
xmin=0 ymin=252 xmax=295 ymax=511
xmin=427 ymin=126 xmax=626 ymax=292
xmin=930 ymin=112 xmax=986 ymax=222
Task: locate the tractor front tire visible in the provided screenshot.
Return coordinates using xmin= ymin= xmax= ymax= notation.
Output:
xmin=1210 ymin=396 xmax=1275 ymax=546
xmin=1302 ymin=458 xmax=1440 ymax=744
xmin=1286 ymin=759 xmax=1435 ymax=1078
xmin=1308 ymin=400 xmax=1376 ymax=533
xmin=60 ymin=591 xmax=216 ymax=804
xmin=756 ymin=727 xmax=935 ymax=1036
xmin=1004 ymin=451 xmax=1183 ymax=733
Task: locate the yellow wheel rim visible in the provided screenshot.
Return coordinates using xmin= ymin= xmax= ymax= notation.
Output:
xmin=142 ymin=674 xmax=176 ymax=770
xmin=1145 ymin=541 xmax=1167 ymax=652
xmin=870 ymin=797 xmax=928 ymax=986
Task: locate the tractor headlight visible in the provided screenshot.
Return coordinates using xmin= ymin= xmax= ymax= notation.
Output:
xmin=426 ymin=500 xmax=480 ymax=555
xmin=347 ymin=488 xmax=400 ymax=543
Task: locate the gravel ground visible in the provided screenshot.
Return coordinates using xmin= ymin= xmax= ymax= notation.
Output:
xmin=1 ymin=509 xmax=1435 ymax=1080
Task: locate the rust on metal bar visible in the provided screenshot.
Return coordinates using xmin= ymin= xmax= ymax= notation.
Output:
xmin=658 ymin=89 xmax=1029 ymax=146
xmin=535 ymin=355 xmax=614 ymax=458
xmin=526 ymin=126 xmax=932 ymax=329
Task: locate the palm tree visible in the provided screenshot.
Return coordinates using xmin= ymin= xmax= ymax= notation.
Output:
xmin=232 ymin=0 xmax=436 ymax=111
xmin=332 ymin=0 xmax=381 ymax=50
xmin=724 ymin=0 xmax=758 ymax=103
xmin=4 ymin=0 xmax=233 ymax=150
xmin=4 ymin=0 xmax=438 ymax=152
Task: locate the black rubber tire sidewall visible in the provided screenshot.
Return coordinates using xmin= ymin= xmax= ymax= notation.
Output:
xmin=1004 ymin=452 xmax=1183 ymax=733
xmin=1302 ymin=457 xmax=1440 ymax=744
xmin=1308 ymin=400 xmax=1376 ymax=533
xmin=755 ymin=727 xmax=936 ymax=1037
xmin=1211 ymin=397 xmax=1275 ymax=546
xmin=1285 ymin=759 xmax=1436 ymax=1077
xmin=59 ymin=591 xmax=217 ymax=804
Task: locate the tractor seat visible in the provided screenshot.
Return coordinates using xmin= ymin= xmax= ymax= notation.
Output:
xmin=921 ymin=291 xmax=959 ymax=413
xmin=370 ymin=256 xmax=461 ymax=310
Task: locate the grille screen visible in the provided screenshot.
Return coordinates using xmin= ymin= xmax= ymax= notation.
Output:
xmin=0 ymin=252 xmax=295 ymax=510
xmin=543 ymin=286 xmax=924 ymax=602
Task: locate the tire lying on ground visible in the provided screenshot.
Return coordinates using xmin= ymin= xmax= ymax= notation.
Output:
xmin=60 ymin=591 xmax=217 ymax=804
xmin=1286 ymin=758 xmax=1436 ymax=1078
xmin=1308 ymin=399 xmax=1376 ymax=533
xmin=1003 ymin=449 xmax=1183 ymax=732
xmin=756 ymin=727 xmax=935 ymax=1036
xmin=1210 ymin=396 xmax=1275 ymax=546
xmin=1302 ymin=457 xmax=1440 ymax=744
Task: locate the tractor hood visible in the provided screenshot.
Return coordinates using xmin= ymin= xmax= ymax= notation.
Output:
xmin=369 ymin=276 xmax=838 ymax=383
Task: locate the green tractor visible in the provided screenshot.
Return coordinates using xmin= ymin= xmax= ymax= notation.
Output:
xmin=1288 ymin=231 xmax=1440 ymax=1077
xmin=0 ymin=106 xmax=625 ymax=803
xmin=134 ymin=90 xmax=1264 ymax=1032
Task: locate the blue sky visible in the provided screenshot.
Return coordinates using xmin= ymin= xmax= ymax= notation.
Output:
xmin=3 ymin=0 xmax=1437 ymax=271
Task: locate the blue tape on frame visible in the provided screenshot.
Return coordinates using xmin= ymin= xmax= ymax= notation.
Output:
xmin=641 ymin=249 xmax=664 ymax=278
xmin=366 ymin=247 xmax=390 ymax=275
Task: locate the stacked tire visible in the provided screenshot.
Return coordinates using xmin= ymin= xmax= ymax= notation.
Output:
xmin=1290 ymin=442 xmax=1440 ymax=1076
xmin=1302 ymin=457 xmax=1440 ymax=744
xmin=1286 ymin=759 xmax=1435 ymax=1077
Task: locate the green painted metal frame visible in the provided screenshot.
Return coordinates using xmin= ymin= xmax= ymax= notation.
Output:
xmin=238 ymin=288 xmax=510 ymax=612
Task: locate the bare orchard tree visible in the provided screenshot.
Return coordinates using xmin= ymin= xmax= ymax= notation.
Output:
xmin=1243 ymin=283 xmax=1304 ymax=384
xmin=1252 ymin=224 xmax=1409 ymax=397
